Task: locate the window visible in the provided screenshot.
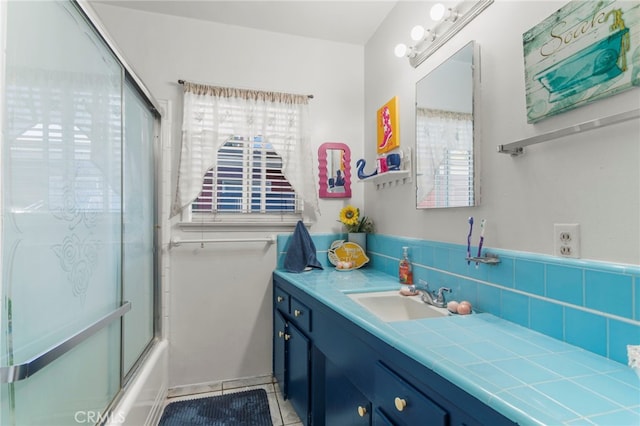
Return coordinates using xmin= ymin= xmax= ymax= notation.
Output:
xmin=416 ymin=108 xmax=473 ymax=209
xmin=7 ymin=80 xmax=122 ymax=214
xmin=174 ymin=82 xmax=318 ymax=221
xmin=191 ymin=136 xmax=299 ymax=214
xmin=432 ymin=148 xmax=473 ymax=208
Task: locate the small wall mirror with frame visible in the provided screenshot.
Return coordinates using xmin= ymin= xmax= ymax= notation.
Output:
xmin=318 ymin=142 xmax=351 ymax=198
xmin=416 ymin=41 xmax=480 ymax=209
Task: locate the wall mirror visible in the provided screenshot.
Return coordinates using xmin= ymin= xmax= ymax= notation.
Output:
xmin=318 ymin=142 xmax=351 ymax=198
xmin=416 ymin=41 xmax=479 ymax=209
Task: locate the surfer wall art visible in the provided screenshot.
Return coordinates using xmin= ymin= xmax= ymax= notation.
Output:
xmin=377 ymin=96 xmax=400 ymax=154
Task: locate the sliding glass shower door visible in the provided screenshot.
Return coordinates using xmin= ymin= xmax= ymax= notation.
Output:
xmin=1 ymin=1 xmax=159 ymax=424
xmin=122 ymin=80 xmax=157 ymax=378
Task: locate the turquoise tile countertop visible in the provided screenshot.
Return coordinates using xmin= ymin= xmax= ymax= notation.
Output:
xmin=274 ymin=268 xmax=640 ymax=425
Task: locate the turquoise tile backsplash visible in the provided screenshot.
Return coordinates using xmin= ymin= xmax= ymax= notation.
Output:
xmin=530 ymin=298 xmax=564 ymax=340
xmin=277 ymin=232 xmax=640 ymax=366
xmin=565 ymin=308 xmax=608 ymax=356
xmin=546 ymin=264 xmax=583 ymax=305
xmin=585 ymin=269 xmax=633 ymax=317
xmin=514 ymin=259 xmax=545 ymax=295
xmin=500 ymin=291 xmax=529 ymax=327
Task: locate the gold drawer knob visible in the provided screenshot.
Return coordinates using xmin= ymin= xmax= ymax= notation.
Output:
xmin=394 ymin=397 xmax=407 ymax=412
xmin=294 ymin=309 xmax=302 ymax=317
xmin=278 ymin=331 xmax=285 ymax=338
xmin=357 ymin=406 xmax=367 ymax=417
xmin=277 ymin=296 xmax=284 ymax=302
xmin=284 ymin=333 xmax=291 ymax=341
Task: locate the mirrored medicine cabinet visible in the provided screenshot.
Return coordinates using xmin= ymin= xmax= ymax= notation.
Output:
xmin=415 ymin=41 xmax=480 ymax=209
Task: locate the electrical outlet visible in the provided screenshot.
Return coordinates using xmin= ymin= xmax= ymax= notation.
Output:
xmin=554 ymin=224 xmax=580 ymax=258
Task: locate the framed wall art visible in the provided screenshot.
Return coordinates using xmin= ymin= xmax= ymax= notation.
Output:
xmin=523 ymin=0 xmax=639 ymax=123
xmin=377 ymin=96 xmax=400 ymax=154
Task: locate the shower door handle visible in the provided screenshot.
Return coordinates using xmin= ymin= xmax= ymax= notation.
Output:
xmin=0 ymin=301 xmax=131 ymax=383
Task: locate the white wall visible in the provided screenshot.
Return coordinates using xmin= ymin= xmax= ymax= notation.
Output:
xmin=91 ymin=4 xmax=366 ymax=388
xmin=365 ymin=0 xmax=640 ymax=265
xmin=92 ymin=0 xmax=639 ymax=390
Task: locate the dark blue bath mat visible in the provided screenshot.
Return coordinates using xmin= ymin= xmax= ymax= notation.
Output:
xmin=159 ymin=388 xmax=273 ymax=426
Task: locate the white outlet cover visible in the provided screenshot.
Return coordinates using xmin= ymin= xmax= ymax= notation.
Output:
xmin=554 ymin=223 xmax=580 ymax=258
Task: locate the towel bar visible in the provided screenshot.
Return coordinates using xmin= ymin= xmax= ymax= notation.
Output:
xmin=0 ymin=302 xmax=131 ymax=383
xmin=497 ymin=108 xmax=640 ymax=156
xmin=170 ymin=236 xmax=276 ymax=247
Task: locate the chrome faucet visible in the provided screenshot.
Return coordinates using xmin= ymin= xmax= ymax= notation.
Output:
xmin=417 ymin=280 xmax=451 ymax=308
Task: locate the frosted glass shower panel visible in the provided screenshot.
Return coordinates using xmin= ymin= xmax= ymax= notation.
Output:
xmin=3 ymin=325 xmax=121 ymax=426
xmin=2 ymin=1 xmax=124 ymax=423
xmin=122 ymin=80 xmax=156 ymax=376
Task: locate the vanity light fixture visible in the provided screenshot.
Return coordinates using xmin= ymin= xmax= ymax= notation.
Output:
xmin=430 ymin=3 xmax=460 ymax=22
xmin=430 ymin=3 xmax=447 ymax=21
xmin=394 ymin=0 xmax=493 ymax=67
xmin=394 ymin=43 xmax=412 ymax=58
xmin=395 ymin=25 xmax=436 ymax=58
xmin=411 ymin=25 xmax=426 ymax=41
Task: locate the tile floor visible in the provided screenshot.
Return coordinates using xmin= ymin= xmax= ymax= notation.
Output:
xmin=161 ymin=375 xmax=302 ymax=426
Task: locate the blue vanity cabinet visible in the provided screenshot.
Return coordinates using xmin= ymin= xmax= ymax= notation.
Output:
xmin=373 ymin=408 xmax=396 ymax=425
xmin=273 ymin=285 xmax=313 ymax=425
xmin=290 ymin=297 xmax=312 ymax=333
xmin=324 ymin=357 xmax=371 ymax=425
xmin=274 ymin=286 xmax=290 ymax=313
xmin=287 ymin=321 xmax=311 ymax=424
xmin=273 ymin=311 xmax=287 ymax=393
xmin=273 ymin=274 xmax=516 ymax=426
xmin=374 ymin=361 xmax=447 ymax=426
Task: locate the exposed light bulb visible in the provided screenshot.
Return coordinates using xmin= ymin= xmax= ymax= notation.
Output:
xmin=394 ymin=43 xmax=408 ymax=58
xmin=430 ymin=3 xmax=446 ymax=21
xmin=410 ymin=25 xmax=425 ymax=41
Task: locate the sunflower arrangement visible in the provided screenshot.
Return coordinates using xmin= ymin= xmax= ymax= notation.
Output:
xmin=338 ymin=205 xmax=374 ymax=233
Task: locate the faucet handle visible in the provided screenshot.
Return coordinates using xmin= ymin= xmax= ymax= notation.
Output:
xmin=435 ymin=287 xmax=451 ymax=302
xmin=418 ymin=279 xmax=429 ymax=289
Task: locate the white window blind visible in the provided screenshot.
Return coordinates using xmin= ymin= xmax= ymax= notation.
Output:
xmin=433 ymin=149 xmax=473 ymax=208
xmin=191 ymin=136 xmax=299 ymax=214
xmin=7 ymin=73 xmax=122 ymax=214
xmin=416 ymin=108 xmax=473 ymax=208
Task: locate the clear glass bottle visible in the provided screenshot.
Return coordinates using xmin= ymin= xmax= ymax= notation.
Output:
xmin=398 ymin=246 xmax=413 ymax=285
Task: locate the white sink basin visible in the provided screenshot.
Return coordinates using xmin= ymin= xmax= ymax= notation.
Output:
xmin=347 ymin=290 xmax=450 ymax=322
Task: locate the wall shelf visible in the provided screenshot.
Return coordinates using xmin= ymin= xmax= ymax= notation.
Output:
xmin=358 ymin=147 xmax=412 ymax=190
xmin=359 ymin=170 xmax=412 ymax=189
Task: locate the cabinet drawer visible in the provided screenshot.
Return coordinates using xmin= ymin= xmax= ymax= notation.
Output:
xmin=274 ymin=287 xmax=290 ymax=312
xmin=290 ymin=297 xmax=312 ymax=333
xmin=373 ymin=408 xmax=395 ymax=426
xmin=375 ymin=362 xmax=447 ymax=426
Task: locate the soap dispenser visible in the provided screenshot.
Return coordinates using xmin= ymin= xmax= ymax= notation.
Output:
xmin=398 ymin=246 xmax=413 ymax=286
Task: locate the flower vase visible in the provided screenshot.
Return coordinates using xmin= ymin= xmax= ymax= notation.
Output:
xmin=348 ymin=232 xmax=367 ymax=253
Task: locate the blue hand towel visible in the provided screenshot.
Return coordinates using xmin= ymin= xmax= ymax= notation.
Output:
xmin=284 ymin=221 xmax=323 ymax=273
